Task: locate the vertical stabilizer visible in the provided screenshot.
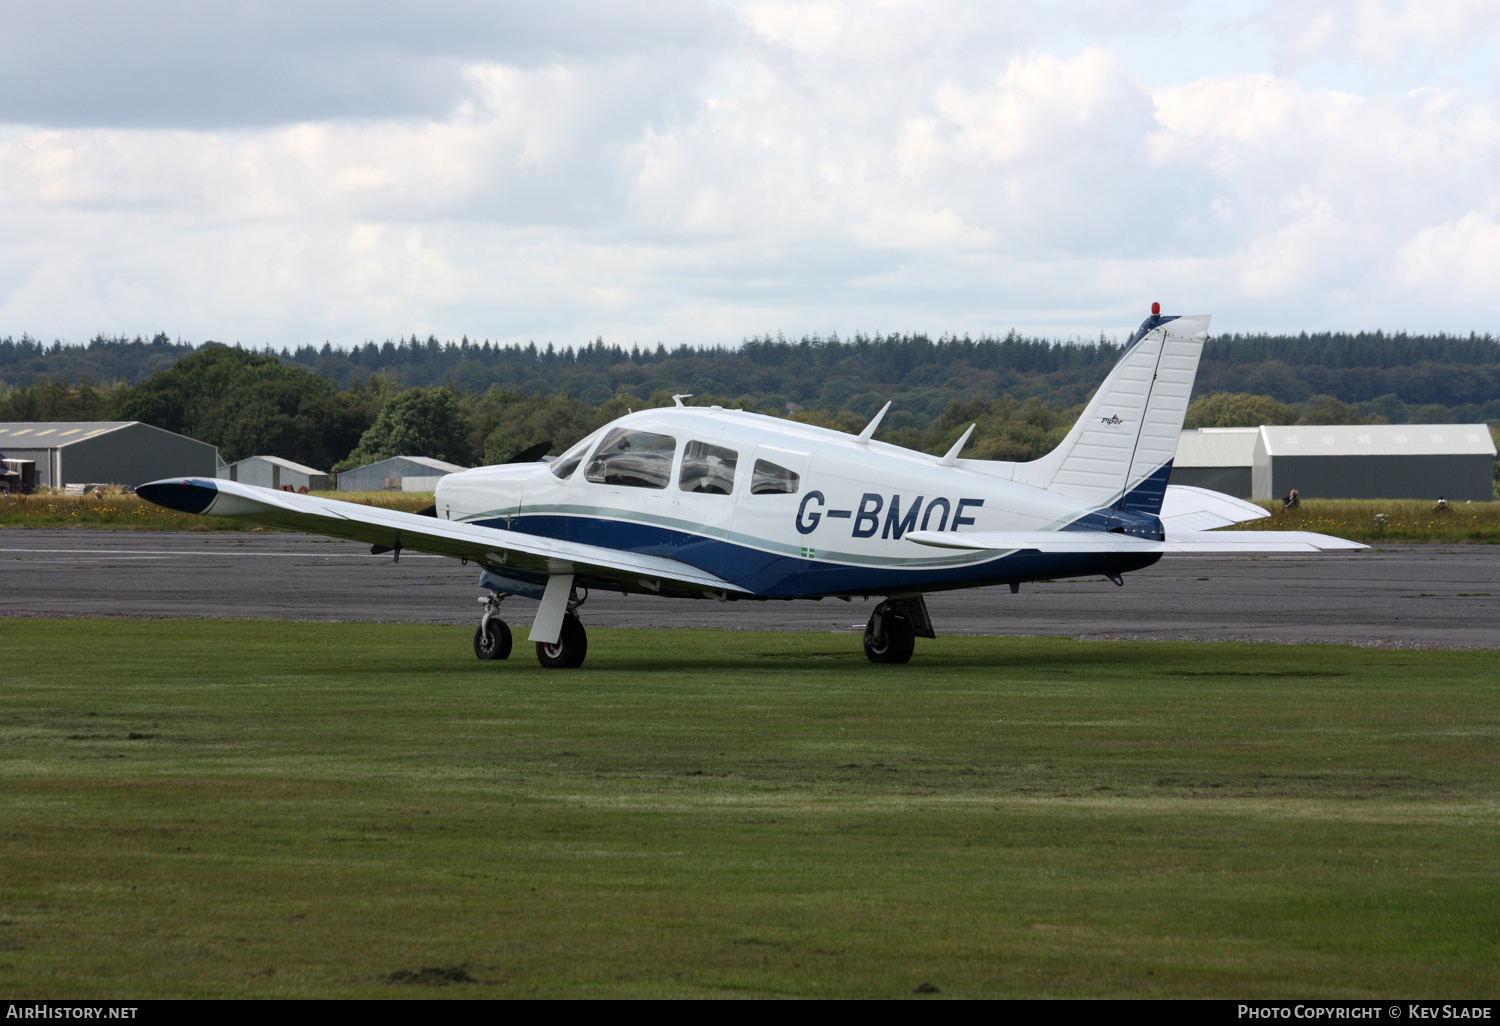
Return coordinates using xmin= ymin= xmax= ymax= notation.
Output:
xmin=1012 ymin=312 xmax=1209 ymax=513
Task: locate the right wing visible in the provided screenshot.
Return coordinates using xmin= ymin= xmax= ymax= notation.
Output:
xmin=137 ymin=477 xmax=749 ymax=598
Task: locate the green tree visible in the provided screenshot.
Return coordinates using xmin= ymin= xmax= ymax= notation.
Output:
xmin=1184 ymin=393 xmax=1297 ymax=428
xmin=1297 ymin=395 xmax=1371 ymax=425
xmin=113 ymin=345 xmax=371 ymax=467
xmin=0 ymin=376 xmax=118 ymax=421
xmin=337 ymin=387 xmax=471 ymax=470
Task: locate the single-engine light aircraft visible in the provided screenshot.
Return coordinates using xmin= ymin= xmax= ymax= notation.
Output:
xmin=139 ymin=307 xmax=1362 ymax=667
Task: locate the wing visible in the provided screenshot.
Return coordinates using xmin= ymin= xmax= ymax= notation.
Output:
xmin=137 ymin=477 xmax=749 ymax=598
xmin=1159 ymin=484 xmax=1269 ymax=532
xmin=904 ymin=528 xmax=1364 ymax=554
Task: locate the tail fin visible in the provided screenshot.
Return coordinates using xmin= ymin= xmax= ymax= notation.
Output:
xmin=1011 ymin=312 xmax=1209 ymax=514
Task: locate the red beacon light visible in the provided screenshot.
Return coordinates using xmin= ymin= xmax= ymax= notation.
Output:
xmin=1151 ymin=301 xmax=1160 ymax=316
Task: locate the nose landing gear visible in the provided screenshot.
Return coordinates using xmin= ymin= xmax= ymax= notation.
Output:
xmin=474 ymin=593 xmax=513 ymax=660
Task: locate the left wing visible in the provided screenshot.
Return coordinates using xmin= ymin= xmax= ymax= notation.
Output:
xmin=904 ymin=529 xmax=1364 ymax=554
xmin=137 ymin=477 xmax=749 ymax=598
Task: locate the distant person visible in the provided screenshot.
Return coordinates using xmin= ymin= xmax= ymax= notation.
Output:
xmin=1282 ymin=488 xmax=1299 ymax=509
xmin=1435 ymin=496 xmax=1449 ymax=512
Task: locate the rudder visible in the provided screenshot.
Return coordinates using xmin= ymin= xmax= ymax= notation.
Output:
xmin=1012 ymin=312 xmax=1209 ymax=514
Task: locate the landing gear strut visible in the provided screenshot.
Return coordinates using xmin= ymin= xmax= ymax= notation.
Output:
xmin=474 ymin=593 xmax=513 ymax=660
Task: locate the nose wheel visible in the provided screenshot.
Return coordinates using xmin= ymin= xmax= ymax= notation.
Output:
xmin=474 ymin=593 xmax=513 ymax=661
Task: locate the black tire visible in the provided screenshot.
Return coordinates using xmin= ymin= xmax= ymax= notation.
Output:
xmin=535 ymin=612 xmax=588 ymax=669
xmin=864 ymin=611 xmax=915 ymax=664
xmin=474 ymin=618 xmax=513 ymax=660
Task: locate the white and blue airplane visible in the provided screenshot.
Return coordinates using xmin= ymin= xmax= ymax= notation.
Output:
xmin=139 ymin=308 xmax=1361 ymax=667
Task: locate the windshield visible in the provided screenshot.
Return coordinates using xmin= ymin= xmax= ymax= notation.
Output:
xmin=584 ymin=428 xmax=677 ymax=489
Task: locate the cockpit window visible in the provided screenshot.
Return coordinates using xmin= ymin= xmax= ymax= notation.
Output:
xmin=750 ymin=459 xmax=799 ymax=495
xmin=679 ymin=441 xmax=738 ymax=495
xmin=550 ymin=435 xmax=595 ymax=480
xmin=584 ymin=428 xmax=676 ymax=489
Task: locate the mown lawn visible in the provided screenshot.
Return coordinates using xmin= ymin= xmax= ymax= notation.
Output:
xmin=0 ymin=620 xmax=1496 ymax=998
xmin=0 ymin=491 xmax=431 ymax=531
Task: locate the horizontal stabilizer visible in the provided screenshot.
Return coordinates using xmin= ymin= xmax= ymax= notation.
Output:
xmin=1159 ymin=484 xmax=1269 ymax=532
xmin=904 ymin=528 xmax=1364 ymax=554
xmin=137 ymin=477 xmax=749 ymax=598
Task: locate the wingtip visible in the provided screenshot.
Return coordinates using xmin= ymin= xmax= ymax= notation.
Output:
xmin=137 ymin=477 xmax=218 ymax=515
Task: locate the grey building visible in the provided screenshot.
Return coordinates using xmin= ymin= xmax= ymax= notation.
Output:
xmin=0 ymin=421 xmax=218 ymax=489
xmin=1252 ymin=424 xmax=1496 ymax=502
xmin=336 ymin=455 xmax=467 ymax=492
xmin=219 ymin=455 xmax=330 ymax=492
xmin=1171 ymin=428 xmax=1259 ymax=497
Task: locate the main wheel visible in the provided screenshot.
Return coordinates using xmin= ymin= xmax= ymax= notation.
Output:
xmin=863 ymin=611 xmax=915 ymax=664
xmin=535 ymin=612 xmax=588 ymax=669
xmin=474 ymin=618 xmax=513 ymax=660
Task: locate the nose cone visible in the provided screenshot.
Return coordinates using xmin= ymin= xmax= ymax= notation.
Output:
xmin=136 ymin=477 xmax=219 ymax=515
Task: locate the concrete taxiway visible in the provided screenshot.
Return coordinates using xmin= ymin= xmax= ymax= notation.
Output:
xmin=2 ymin=529 xmax=1497 ymax=648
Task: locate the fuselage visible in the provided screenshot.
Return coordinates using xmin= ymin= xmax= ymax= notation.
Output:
xmin=435 ymin=407 xmax=1161 ymax=599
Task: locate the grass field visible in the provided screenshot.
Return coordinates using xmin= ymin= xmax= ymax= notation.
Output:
xmin=0 ymin=490 xmax=432 ymax=530
xmin=1 ymin=620 xmax=1496 ymax=999
xmin=1241 ymin=499 xmax=1500 ymax=543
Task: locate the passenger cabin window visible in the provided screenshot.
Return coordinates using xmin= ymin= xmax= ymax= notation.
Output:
xmin=584 ymin=428 xmax=676 ymax=489
xmin=549 ymin=436 xmax=595 ymax=479
xmin=679 ymin=441 xmax=738 ymax=495
xmin=750 ymin=459 xmax=799 ymax=495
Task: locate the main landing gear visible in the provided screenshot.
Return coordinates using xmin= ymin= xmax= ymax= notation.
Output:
xmin=862 ymin=597 xmax=935 ymax=664
xmin=535 ymin=611 xmax=588 ymax=669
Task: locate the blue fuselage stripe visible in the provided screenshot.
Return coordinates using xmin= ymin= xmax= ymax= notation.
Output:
xmin=482 ymin=513 xmax=1159 ymax=598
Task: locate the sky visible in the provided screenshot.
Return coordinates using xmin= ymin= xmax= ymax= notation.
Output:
xmin=1 ymin=0 xmax=1497 ymax=348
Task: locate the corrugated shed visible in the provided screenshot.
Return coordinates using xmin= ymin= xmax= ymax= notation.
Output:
xmin=1259 ymin=424 xmax=1496 ymax=457
xmin=0 ymin=421 xmax=218 ymax=487
xmin=219 ymin=455 xmax=330 ymax=491
xmin=1174 ymin=428 xmax=1259 ymax=468
xmin=336 ymin=455 xmax=468 ymax=491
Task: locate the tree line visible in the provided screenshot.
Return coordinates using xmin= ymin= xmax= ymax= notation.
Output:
xmin=2 ymin=342 xmax=1495 ymax=476
xmin=4 ymin=329 xmax=1499 ymax=425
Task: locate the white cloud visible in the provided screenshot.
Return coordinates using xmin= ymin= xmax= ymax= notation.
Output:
xmin=1395 ymin=212 xmax=1500 ymax=311
xmin=1 ymin=0 xmax=1499 ymax=346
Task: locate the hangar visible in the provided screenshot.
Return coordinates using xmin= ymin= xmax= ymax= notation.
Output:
xmin=1251 ymin=424 xmax=1496 ymax=502
xmin=336 ymin=455 xmax=466 ymax=493
xmin=1171 ymin=428 xmax=1258 ymax=497
xmin=219 ymin=455 xmax=330 ymax=492
xmin=0 ymin=421 xmax=218 ymax=490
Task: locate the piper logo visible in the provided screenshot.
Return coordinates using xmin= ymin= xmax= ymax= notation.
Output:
xmin=1100 ymin=414 xmax=1123 ymax=426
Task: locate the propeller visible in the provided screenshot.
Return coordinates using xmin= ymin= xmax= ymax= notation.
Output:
xmin=505 ymin=440 xmax=554 ymax=464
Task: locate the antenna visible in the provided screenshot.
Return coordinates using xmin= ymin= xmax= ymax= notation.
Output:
xmin=672 ymin=394 xmax=693 ymax=407
xmin=939 ymin=423 xmax=976 ymax=466
xmin=856 ymin=401 xmax=891 ymax=444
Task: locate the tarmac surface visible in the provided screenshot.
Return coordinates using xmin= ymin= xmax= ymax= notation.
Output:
xmin=3 ymin=529 xmax=1498 ymax=648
